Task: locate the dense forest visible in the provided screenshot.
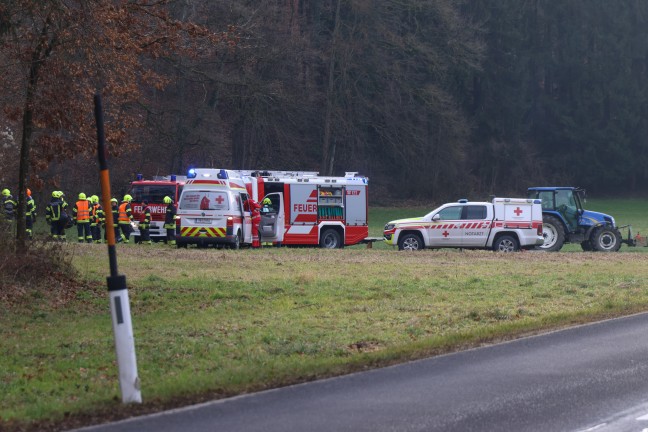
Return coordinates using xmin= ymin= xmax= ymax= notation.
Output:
xmin=2 ymin=0 xmax=648 ymax=206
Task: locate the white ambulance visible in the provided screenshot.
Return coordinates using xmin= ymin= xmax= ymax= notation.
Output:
xmin=176 ymin=169 xmax=253 ymax=248
xmin=175 ymin=168 xmax=370 ymax=248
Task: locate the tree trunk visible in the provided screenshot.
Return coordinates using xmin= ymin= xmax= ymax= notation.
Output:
xmin=321 ymin=0 xmax=341 ymax=176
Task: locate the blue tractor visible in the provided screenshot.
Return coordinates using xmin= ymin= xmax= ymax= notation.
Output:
xmin=527 ymin=187 xmax=633 ymax=252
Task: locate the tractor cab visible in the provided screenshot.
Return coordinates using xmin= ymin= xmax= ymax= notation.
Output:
xmin=527 ymin=187 xmax=584 ymax=231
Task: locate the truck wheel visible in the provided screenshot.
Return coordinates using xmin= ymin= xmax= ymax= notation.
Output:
xmin=493 ymin=235 xmax=519 ymax=252
xmin=229 ymin=232 xmax=241 ymax=250
xmin=580 ymin=241 xmax=593 ymax=251
xmin=591 ymin=227 xmax=622 ymax=252
xmin=320 ymin=229 xmax=342 ymax=249
xmin=398 ymin=233 xmax=423 ymax=251
xmin=538 ymin=215 xmax=565 ymax=252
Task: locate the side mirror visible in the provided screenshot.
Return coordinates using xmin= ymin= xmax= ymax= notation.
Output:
xmin=432 ymin=214 xmax=441 ymax=221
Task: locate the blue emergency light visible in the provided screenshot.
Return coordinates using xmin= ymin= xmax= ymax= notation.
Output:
xmin=187 ymin=168 xmax=197 ymax=179
xmin=136 ymin=173 xmax=143 ymax=181
xmin=170 ymin=174 xmax=176 ymax=181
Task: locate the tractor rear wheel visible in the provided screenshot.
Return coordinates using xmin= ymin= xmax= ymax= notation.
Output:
xmin=538 ymin=215 xmax=565 ymax=252
xmin=591 ymin=227 xmax=622 ymax=252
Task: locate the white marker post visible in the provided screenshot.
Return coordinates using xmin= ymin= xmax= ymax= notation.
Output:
xmin=94 ymin=94 xmax=142 ymax=404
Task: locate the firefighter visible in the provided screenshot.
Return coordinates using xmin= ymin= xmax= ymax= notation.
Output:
xmin=25 ymin=188 xmax=36 ymax=239
xmin=109 ymin=197 xmax=124 ymax=243
xmin=45 ymin=191 xmax=68 ymax=241
xmin=260 ymin=197 xmax=274 ymax=214
xmin=163 ymin=195 xmax=176 ymax=246
xmin=139 ymin=199 xmax=152 ymax=245
xmin=73 ymin=192 xmax=93 ymax=243
xmin=2 ymin=188 xmax=17 ymax=223
xmin=118 ymin=194 xmax=134 ymax=243
xmin=246 ymin=197 xmax=261 ymax=248
xmin=90 ymin=195 xmax=104 ymax=244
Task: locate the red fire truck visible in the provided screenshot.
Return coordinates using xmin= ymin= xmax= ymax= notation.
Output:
xmin=127 ymin=174 xmax=186 ymax=242
xmin=175 ymin=169 xmax=369 ymax=248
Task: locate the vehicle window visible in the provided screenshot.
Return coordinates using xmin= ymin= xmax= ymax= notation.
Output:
xmin=555 ymin=190 xmax=576 ymax=208
xmin=266 ymin=195 xmax=279 ymax=211
xmin=179 ymin=190 xmax=229 ymax=211
xmin=537 ymin=191 xmax=554 ymax=210
xmin=436 ymin=206 xmax=462 ymax=220
xmin=130 ymin=185 xmax=176 ymax=204
xmin=463 ymin=205 xmax=486 ymax=220
xmin=238 ymin=193 xmax=248 ymax=211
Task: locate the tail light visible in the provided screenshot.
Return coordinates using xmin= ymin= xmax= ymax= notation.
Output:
xmin=226 ymin=216 xmax=233 ymax=235
xmin=537 ymin=224 xmax=543 ymax=236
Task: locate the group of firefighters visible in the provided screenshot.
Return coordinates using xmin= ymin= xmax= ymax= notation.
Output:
xmin=2 ymin=187 xmax=276 ymax=247
xmin=1 ymin=188 xmax=177 ymax=245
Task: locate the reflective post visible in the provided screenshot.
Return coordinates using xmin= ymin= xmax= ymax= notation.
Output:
xmin=94 ymin=94 xmax=142 ymax=404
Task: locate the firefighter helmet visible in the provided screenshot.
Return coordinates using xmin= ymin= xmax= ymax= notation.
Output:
xmin=123 ymin=194 xmax=133 ymax=202
xmin=262 ymin=197 xmax=272 ymax=205
xmin=78 ymin=192 xmax=86 ymax=200
xmin=2 ymin=189 xmax=10 ymax=197
xmin=110 ymin=197 xmax=118 ymax=203
xmin=91 ymin=195 xmax=99 ymax=204
xmin=163 ymin=196 xmax=172 ymax=204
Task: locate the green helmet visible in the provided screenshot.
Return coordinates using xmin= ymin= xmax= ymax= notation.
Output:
xmin=51 ymin=191 xmax=58 ymax=198
xmin=110 ymin=197 xmax=118 ymax=204
xmin=2 ymin=189 xmax=10 ymax=197
xmin=78 ymin=192 xmax=86 ymax=200
xmin=123 ymin=194 xmax=133 ymax=202
xmin=91 ymin=195 xmax=99 ymax=203
xmin=163 ymin=196 xmax=172 ymax=204
xmin=262 ymin=197 xmax=272 ymax=205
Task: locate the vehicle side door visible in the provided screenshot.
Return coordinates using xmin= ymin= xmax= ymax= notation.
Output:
xmin=239 ymin=192 xmax=252 ymax=244
xmin=460 ymin=205 xmax=490 ymax=247
xmin=259 ymin=193 xmax=285 ymax=243
xmin=427 ymin=205 xmax=463 ymax=247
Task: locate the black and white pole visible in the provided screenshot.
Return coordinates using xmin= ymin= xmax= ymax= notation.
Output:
xmin=94 ymin=94 xmax=142 ymax=404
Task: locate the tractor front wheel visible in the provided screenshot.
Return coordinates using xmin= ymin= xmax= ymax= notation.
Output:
xmin=591 ymin=227 xmax=622 ymax=252
xmin=580 ymin=241 xmax=593 ymax=251
xmin=538 ymin=215 xmax=565 ymax=252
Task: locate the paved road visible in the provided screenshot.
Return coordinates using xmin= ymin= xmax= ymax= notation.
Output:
xmin=73 ymin=313 xmax=648 ymax=432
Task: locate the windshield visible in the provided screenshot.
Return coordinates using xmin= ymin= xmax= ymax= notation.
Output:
xmin=179 ymin=190 xmax=229 ymax=211
xmin=130 ymin=185 xmax=176 ymax=204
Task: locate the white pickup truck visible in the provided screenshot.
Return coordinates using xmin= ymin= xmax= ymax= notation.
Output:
xmin=383 ymin=198 xmax=544 ymax=252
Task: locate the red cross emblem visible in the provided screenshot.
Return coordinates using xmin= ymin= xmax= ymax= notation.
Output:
xmin=215 ymin=195 xmax=224 ymax=204
xmin=514 ymin=207 xmax=523 ymax=216
xmin=442 ymin=231 xmax=450 ymax=237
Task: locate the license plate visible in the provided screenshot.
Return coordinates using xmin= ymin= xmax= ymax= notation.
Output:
xmin=194 ymin=218 xmax=211 ymax=224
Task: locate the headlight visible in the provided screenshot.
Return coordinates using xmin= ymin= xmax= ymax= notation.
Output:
xmin=384 ymin=223 xmax=395 ymax=231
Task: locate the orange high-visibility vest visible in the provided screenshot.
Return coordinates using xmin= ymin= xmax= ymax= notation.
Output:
xmin=118 ymin=202 xmax=131 ymax=223
xmin=75 ymin=200 xmax=90 ymax=222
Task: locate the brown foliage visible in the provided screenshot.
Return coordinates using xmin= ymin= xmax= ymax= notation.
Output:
xmin=0 ymin=233 xmax=77 ymax=305
xmin=0 ymin=0 xmax=236 ymax=244
xmin=1 ymin=0 xmax=231 ymax=166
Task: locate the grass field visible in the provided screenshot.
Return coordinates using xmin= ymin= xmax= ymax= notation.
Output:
xmin=2 ymin=199 xmax=648 ymax=430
